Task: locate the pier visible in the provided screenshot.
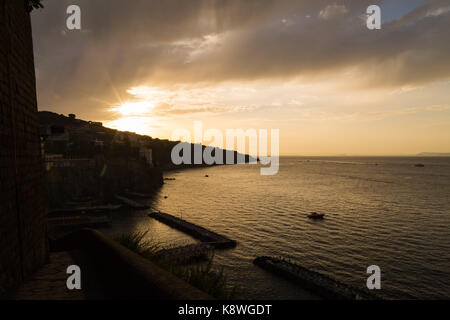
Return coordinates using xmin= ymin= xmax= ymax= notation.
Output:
xmin=48 ymin=204 xmax=122 ymax=217
xmin=115 ymin=195 xmax=150 ymax=209
xmin=154 ymin=243 xmax=213 ymax=264
xmin=48 ymin=215 xmax=111 ymax=228
xmin=148 ymin=212 xmax=237 ymax=249
xmin=253 ymin=256 xmax=379 ymax=300
xmin=125 ymin=191 xmax=154 ymax=199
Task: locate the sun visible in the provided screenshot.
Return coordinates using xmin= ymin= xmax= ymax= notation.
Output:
xmin=105 ymin=100 xmax=156 ymax=135
xmin=104 ymin=117 xmax=155 ymax=135
xmin=117 ymin=101 xmax=155 ymax=116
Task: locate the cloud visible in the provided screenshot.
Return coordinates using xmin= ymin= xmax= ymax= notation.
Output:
xmin=31 ymin=0 xmax=450 ymax=118
xmin=318 ymin=4 xmax=349 ymax=20
xmin=345 ymin=105 xmax=450 ymax=122
xmin=151 ymin=103 xmax=258 ymax=117
xmin=426 ymin=5 xmax=450 ymax=17
xmin=152 ymin=103 xmax=222 ymax=116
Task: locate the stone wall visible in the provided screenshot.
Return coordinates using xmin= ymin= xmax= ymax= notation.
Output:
xmin=0 ymin=0 xmax=47 ymax=296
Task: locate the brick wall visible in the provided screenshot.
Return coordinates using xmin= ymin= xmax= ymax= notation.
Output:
xmin=0 ymin=0 xmax=47 ymax=296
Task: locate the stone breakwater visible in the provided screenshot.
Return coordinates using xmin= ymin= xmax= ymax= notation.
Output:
xmin=148 ymin=212 xmax=237 ymax=249
xmin=154 ymin=243 xmax=213 ymax=264
xmin=254 ymin=256 xmax=380 ymax=300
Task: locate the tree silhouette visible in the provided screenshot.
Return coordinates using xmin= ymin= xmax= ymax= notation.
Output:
xmin=27 ymin=0 xmax=43 ymax=12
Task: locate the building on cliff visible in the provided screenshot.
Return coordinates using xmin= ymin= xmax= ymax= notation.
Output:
xmin=0 ymin=0 xmax=48 ymax=297
xmin=38 ymin=112 xmax=164 ymax=207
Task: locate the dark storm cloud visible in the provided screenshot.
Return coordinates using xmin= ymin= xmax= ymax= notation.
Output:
xmin=31 ymin=0 xmax=450 ymax=116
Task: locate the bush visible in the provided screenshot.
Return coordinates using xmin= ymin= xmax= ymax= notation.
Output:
xmin=114 ymin=231 xmax=160 ymax=259
xmin=114 ymin=231 xmax=239 ymax=299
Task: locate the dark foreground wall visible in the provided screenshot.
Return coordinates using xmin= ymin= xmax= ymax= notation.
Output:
xmin=0 ymin=0 xmax=47 ymax=296
xmin=51 ymin=229 xmax=211 ymax=300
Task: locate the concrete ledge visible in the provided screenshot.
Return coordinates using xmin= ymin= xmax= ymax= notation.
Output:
xmin=50 ymin=229 xmax=212 ymax=300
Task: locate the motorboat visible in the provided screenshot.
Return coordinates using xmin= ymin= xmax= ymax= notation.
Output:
xmin=308 ymin=212 xmax=325 ymax=220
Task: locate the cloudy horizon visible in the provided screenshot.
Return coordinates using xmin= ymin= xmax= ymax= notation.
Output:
xmin=31 ymin=0 xmax=450 ymax=155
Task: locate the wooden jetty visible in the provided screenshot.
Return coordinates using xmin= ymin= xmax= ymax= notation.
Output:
xmin=148 ymin=211 xmax=237 ymax=249
xmin=48 ymin=215 xmax=111 ymax=228
xmin=125 ymin=191 xmax=154 ymax=199
xmin=253 ymin=256 xmax=379 ymax=300
xmin=115 ymin=195 xmax=150 ymax=209
xmin=48 ymin=204 xmax=122 ymax=217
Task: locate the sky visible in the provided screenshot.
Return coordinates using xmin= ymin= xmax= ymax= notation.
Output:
xmin=31 ymin=0 xmax=450 ymax=156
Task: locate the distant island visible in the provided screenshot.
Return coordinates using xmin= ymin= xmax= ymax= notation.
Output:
xmin=416 ymin=152 xmax=450 ymax=157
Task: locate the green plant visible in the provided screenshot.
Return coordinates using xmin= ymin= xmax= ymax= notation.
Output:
xmin=114 ymin=231 xmax=160 ymax=259
xmin=113 ymin=231 xmax=240 ymax=299
xmin=167 ymin=259 xmax=239 ymax=300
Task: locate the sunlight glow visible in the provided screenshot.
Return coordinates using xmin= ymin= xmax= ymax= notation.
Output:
xmin=104 ymin=117 xmax=155 ymax=135
xmin=116 ymin=101 xmax=155 ymax=116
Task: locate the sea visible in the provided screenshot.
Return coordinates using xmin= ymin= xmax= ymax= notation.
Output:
xmin=104 ymin=157 xmax=450 ymax=299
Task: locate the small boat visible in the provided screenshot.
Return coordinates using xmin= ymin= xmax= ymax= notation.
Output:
xmin=414 ymin=164 xmax=425 ymax=168
xmin=308 ymin=212 xmax=325 ymax=220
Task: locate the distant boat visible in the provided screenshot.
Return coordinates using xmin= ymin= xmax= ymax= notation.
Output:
xmin=308 ymin=212 xmax=325 ymax=220
xmin=414 ymin=164 xmax=425 ymax=168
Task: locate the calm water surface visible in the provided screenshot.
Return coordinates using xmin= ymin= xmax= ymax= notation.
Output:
xmin=105 ymin=157 xmax=450 ymax=299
